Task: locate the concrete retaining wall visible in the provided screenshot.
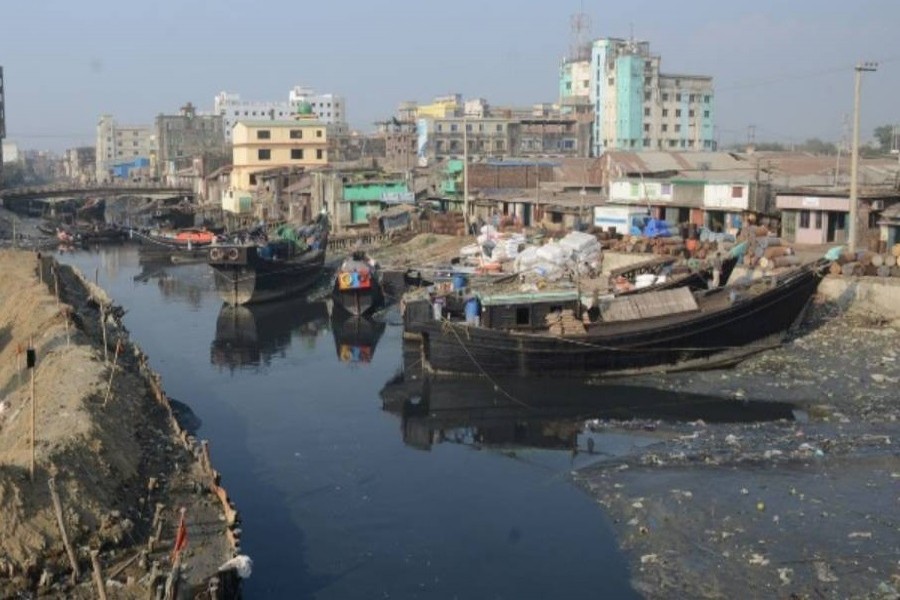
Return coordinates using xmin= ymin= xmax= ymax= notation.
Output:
xmin=817 ymin=276 xmax=900 ymax=325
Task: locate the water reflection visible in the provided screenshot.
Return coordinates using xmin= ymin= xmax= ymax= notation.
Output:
xmin=211 ymin=299 xmax=330 ymax=370
xmin=331 ymin=314 xmax=386 ymax=365
xmin=382 ymin=343 xmax=796 ymax=452
xmin=210 ymin=298 xmax=387 ymax=370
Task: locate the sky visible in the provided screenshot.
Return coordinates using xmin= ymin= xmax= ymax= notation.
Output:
xmin=1 ymin=0 xmax=898 ymax=152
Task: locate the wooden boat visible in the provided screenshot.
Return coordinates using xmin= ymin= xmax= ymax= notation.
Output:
xmin=332 ymin=251 xmax=384 ymax=317
xmin=131 ymin=227 xmax=216 ymax=251
xmin=413 ymin=260 xmax=828 ymax=377
xmin=208 ymin=215 xmax=329 ymax=305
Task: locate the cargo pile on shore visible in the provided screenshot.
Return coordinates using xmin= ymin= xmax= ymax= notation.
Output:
xmin=0 ymin=250 xmax=241 ymax=598
xmin=828 ymin=243 xmax=900 ymax=278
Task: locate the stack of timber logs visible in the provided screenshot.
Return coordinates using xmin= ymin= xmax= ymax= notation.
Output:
xmin=546 ymin=309 xmax=586 ymax=336
xmin=829 ymin=244 xmax=900 ymax=278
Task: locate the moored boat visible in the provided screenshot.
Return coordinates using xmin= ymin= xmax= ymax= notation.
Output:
xmin=332 ymin=251 xmax=384 ymax=316
xmin=208 ymin=214 xmax=329 ymax=305
xmin=413 ymin=260 xmax=829 ymax=377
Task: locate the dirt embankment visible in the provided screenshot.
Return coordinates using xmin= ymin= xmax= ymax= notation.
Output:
xmin=0 ymin=250 xmax=240 ymax=598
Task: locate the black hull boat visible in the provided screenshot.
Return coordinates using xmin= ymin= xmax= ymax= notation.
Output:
xmin=415 ymin=261 xmax=827 ymax=377
xmin=332 ymin=252 xmax=384 ymax=317
xmin=208 ymin=216 xmax=329 ymax=305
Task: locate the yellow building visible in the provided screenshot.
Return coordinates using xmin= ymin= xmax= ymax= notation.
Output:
xmin=415 ymin=94 xmax=462 ymax=119
xmin=224 ymin=112 xmax=328 ymax=214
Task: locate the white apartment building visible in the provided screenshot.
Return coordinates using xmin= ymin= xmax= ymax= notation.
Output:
xmin=95 ymin=115 xmax=155 ymax=181
xmin=215 ymin=86 xmax=347 ymax=141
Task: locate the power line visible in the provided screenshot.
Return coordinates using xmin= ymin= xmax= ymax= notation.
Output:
xmin=716 ymin=55 xmax=900 ymax=94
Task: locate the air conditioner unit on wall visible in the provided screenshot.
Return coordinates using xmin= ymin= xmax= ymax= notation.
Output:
xmin=870 ymin=200 xmax=884 ymax=211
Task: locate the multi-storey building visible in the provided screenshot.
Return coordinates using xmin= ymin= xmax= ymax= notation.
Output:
xmin=214 ymin=86 xmax=348 ymax=142
xmin=155 ymin=102 xmax=226 ymax=176
xmin=224 ymin=109 xmax=329 ymax=214
xmin=63 ymin=147 xmax=96 ymax=183
xmin=587 ymin=38 xmax=714 ymax=156
xmin=0 ymin=66 xmax=5 ymax=178
xmin=95 ymin=115 xmax=156 ymax=181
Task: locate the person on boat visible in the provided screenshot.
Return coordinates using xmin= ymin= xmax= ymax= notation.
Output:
xmin=464 ymin=296 xmax=481 ymax=326
xmin=710 ymin=252 xmax=723 ymax=288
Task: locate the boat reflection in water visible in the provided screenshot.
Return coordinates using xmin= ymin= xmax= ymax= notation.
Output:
xmin=211 ymin=297 xmax=387 ymax=370
xmin=331 ymin=312 xmax=386 ymax=365
xmin=211 ymin=299 xmax=330 ymax=370
xmin=381 ymin=344 xmax=797 ymax=452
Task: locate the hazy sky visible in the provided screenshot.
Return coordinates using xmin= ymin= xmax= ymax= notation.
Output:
xmin=2 ymin=0 xmax=898 ymax=151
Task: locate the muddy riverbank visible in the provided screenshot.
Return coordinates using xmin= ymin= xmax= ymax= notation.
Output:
xmin=0 ymin=249 xmax=241 ymax=598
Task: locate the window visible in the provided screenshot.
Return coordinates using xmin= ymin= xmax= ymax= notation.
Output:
xmin=257 ymin=130 xmax=271 ymax=140
xmin=662 ymin=124 xmax=668 ymax=132
xmin=450 ymin=124 xmax=458 ymax=132
xmin=668 ymin=140 xmax=677 ymax=148
xmin=495 ymin=140 xmax=504 ymax=151
xmin=316 ymin=129 xmax=323 ymax=138
xmin=496 ymin=124 xmax=503 ymax=132
xmin=704 ymin=95 xmax=710 ymax=103
xmin=689 ymin=94 xmax=695 ymax=102
xmin=437 ymin=124 xmax=443 ymax=132
xmin=662 ymin=109 xmax=668 ymax=117
xmin=643 ymin=124 xmax=650 ymax=132
xmin=689 ymin=110 xmax=695 ymax=117
xmin=258 ymin=149 xmax=271 ymax=160
xmin=249 ymin=174 xmax=257 ymax=185
xmin=290 ymin=129 xmax=303 ymax=139
xmin=466 ymin=124 xmax=472 ymax=132
xmin=516 ymin=306 xmax=531 ymax=325
xmin=676 ymin=94 xmax=682 ymax=101
xmin=644 ymin=91 xmax=651 ymax=101
xmin=643 ymin=138 xmax=650 ymax=147
xmin=815 ymin=211 xmax=823 ymax=229
xmin=731 ymin=186 xmax=743 ymax=199
xmin=674 ymin=124 xmax=681 ymax=132
xmin=662 ymin=93 xmax=669 ymax=101
xmin=644 ymin=77 xmax=651 ymax=85
xmin=703 ymin=110 xmax=710 ymax=118
xmin=644 ymin=107 xmax=650 ymax=116
xmin=316 ymin=149 xmax=323 ymax=159
xmin=799 ymin=210 xmax=810 ymax=228
xmin=291 ymin=149 xmax=304 ymax=160
xmin=608 ymin=77 xmax=614 ymax=85
xmin=675 ymin=109 xmax=682 ymax=117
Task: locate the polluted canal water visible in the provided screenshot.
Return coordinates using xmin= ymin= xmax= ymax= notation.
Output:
xmin=59 ymin=246 xmax=798 ymax=599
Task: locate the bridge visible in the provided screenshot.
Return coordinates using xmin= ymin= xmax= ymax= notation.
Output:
xmin=0 ymin=181 xmax=194 ymax=203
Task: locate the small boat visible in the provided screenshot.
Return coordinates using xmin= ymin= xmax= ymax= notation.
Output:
xmin=132 ymin=227 xmax=216 ymax=251
xmin=332 ymin=251 xmax=384 ymax=317
xmin=411 ymin=260 xmax=829 ymax=377
xmin=208 ymin=215 xmax=329 ymax=305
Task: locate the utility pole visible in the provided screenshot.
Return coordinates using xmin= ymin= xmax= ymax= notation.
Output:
xmin=463 ymin=116 xmax=469 ymax=233
xmin=849 ymin=61 xmax=878 ymax=253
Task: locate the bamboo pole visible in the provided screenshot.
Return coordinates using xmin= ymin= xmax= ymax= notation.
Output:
xmin=30 ymin=340 xmax=36 ymax=482
xmin=103 ymin=341 xmax=122 ymax=406
xmin=48 ymin=477 xmax=81 ymax=582
xmin=90 ymin=550 xmax=108 ymax=600
xmin=100 ymin=306 xmax=108 ymax=364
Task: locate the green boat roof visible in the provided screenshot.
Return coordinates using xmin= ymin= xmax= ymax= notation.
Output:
xmin=476 ymin=289 xmax=580 ymax=307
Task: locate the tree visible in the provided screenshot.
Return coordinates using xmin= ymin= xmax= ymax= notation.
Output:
xmin=873 ymin=124 xmax=896 ymax=153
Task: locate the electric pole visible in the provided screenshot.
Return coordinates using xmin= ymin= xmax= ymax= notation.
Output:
xmin=849 ymin=61 xmax=878 ymax=253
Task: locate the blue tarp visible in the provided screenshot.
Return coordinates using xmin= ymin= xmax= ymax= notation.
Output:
xmin=643 ymin=218 xmax=673 ymax=238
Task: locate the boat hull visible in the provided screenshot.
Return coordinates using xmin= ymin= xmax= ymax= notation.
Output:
xmin=209 ymin=246 xmax=326 ymax=305
xmin=418 ymin=263 xmax=825 ymax=377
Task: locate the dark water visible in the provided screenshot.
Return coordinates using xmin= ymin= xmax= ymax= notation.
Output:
xmin=59 ymin=246 xmax=643 ymax=599
xmin=58 ymin=246 xmax=800 ymax=598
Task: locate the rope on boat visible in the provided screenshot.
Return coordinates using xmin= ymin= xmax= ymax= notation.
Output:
xmin=441 ymin=318 xmax=534 ymax=410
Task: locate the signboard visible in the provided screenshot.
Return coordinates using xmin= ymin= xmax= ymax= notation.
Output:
xmin=801 ymin=197 xmax=820 ymax=207
xmin=381 ymin=191 xmax=415 ymax=204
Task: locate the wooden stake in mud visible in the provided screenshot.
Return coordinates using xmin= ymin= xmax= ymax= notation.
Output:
xmin=27 ymin=339 xmax=36 ymax=481
xmin=48 ymin=477 xmax=81 ymax=582
xmin=104 ymin=340 xmax=123 ymax=406
xmin=100 ymin=305 xmax=108 ymax=364
xmin=62 ymin=307 xmax=70 ymax=347
xmin=53 ymin=268 xmax=60 ymax=309
xmin=90 ymin=549 xmax=108 ymax=600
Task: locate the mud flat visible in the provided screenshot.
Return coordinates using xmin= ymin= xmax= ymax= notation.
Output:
xmin=576 ymin=297 xmax=900 ymax=598
xmin=0 ymin=249 xmax=243 ymax=598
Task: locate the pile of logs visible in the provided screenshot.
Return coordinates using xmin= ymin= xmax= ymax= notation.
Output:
xmin=742 ymin=227 xmax=799 ymax=269
xmin=425 ymin=212 xmax=466 ymax=236
xmin=828 ymin=244 xmax=900 ymax=278
xmin=546 ymin=309 xmax=586 ymax=336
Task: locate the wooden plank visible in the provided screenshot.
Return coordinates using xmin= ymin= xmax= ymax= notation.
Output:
xmin=600 ymin=287 xmax=698 ymax=322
